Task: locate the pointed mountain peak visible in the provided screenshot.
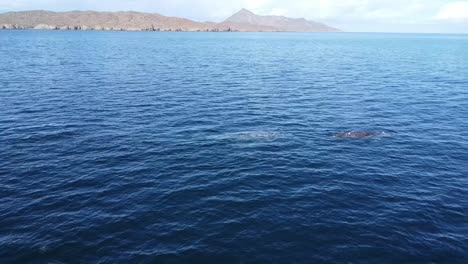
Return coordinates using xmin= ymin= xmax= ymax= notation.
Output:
xmin=237 ymin=8 xmax=255 ymax=15
xmin=225 ymin=8 xmax=258 ymax=23
xmin=224 ymin=8 xmax=340 ymax=32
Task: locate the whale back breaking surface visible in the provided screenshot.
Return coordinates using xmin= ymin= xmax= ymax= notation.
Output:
xmin=334 ymin=131 xmax=393 ymax=138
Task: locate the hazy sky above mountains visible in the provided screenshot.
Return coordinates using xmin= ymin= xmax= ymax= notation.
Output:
xmin=1 ymin=0 xmax=467 ymax=33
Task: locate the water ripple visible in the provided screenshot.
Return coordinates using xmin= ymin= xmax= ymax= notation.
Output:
xmin=1 ymin=31 xmax=468 ymax=263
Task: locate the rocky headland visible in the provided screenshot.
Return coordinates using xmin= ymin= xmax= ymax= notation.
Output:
xmin=0 ymin=9 xmax=340 ymax=32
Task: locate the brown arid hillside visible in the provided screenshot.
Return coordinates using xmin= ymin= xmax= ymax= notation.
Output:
xmin=225 ymin=9 xmax=340 ymax=32
xmin=0 ymin=9 xmax=340 ymax=32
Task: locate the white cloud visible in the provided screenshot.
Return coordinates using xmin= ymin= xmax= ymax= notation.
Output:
xmin=245 ymin=0 xmax=272 ymax=12
xmin=435 ymin=1 xmax=468 ymax=21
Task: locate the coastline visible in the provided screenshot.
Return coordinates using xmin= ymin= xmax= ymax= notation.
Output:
xmin=0 ymin=10 xmax=341 ymax=33
xmin=0 ymin=25 xmax=345 ymax=33
xmin=0 ymin=24 xmax=243 ymax=32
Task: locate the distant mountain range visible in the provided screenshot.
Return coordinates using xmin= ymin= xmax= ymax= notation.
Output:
xmin=0 ymin=9 xmax=340 ymax=32
xmin=226 ymin=9 xmax=338 ymax=32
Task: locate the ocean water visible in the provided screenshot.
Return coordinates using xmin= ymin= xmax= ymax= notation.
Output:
xmin=1 ymin=30 xmax=467 ymax=263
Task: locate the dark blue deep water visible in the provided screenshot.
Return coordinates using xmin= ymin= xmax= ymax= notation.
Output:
xmin=1 ymin=31 xmax=467 ymax=263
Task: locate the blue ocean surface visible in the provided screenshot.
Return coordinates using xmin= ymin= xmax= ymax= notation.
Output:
xmin=1 ymin=30 xmax=467 ymax=263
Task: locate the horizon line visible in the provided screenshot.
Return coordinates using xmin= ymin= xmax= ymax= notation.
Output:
xmin=1 ymin=9 xmax=467 ymax=34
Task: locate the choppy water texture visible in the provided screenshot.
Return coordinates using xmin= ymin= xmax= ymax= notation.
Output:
xmin=1 ymin=31 xmax=468 ymax=263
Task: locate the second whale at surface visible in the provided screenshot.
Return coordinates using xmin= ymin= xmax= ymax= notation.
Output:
xmin=210 ymin=131 xmax=282 ymax=141
xmin=209 ymin=130 xmax=394 ymax=141
xmin=334 ymin=131 xmax=394 ymax=138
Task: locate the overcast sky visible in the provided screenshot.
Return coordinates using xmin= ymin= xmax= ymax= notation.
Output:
xmin=1 ymin=0 xmax=467 ymax=33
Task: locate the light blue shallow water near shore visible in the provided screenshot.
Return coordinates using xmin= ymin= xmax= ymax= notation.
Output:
xmin=1 ymin=31 xmax=468 ymax=263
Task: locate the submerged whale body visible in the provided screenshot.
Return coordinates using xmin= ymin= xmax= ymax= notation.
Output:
xmin=212 ymin=131 xmax=281 ymax=141
xmin=235 ymin=132 xmax=280 ymax=139
xmin=334 ymin=131 xmax=392 ymax=138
